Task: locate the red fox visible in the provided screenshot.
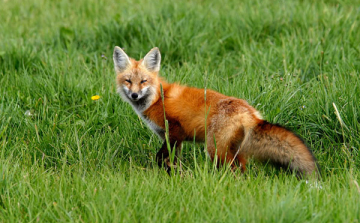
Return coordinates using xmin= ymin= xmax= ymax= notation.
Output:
xmin=113 ymin=46 xmax=319 ymax=178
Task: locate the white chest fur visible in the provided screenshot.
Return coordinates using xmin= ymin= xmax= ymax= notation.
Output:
xmin=139 ymin=114 xmax=165 ymax=139
xmin=117 ymin=86 xmax=164 ymax=138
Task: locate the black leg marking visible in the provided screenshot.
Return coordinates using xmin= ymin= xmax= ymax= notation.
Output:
xmin=156 ymin=141 xmax=180 ymax=174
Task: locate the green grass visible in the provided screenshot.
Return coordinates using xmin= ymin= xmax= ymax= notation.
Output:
xmin=1 ymin=0 xmax=360 ymax=222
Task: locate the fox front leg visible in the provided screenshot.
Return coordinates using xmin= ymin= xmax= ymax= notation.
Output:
xmin=156 ymin=140 xmax=182 ymax=174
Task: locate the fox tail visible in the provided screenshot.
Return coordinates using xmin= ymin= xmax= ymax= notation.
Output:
xmin=241 ymin=120 xmax=320 ymax=178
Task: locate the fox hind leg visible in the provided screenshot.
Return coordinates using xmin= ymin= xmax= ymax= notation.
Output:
xmin=206 ymin=124 xmax=246 ymax=172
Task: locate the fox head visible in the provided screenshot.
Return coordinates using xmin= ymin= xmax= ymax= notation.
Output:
xmin=113 ymin=47 xmax=161 ymax=111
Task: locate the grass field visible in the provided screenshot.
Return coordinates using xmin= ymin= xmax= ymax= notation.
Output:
xmin=1 ymin=0 xmax=360 ymax=222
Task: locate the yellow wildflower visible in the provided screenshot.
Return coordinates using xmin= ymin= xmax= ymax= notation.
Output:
xmin=91 ymin=95 xmax=101 ymax=101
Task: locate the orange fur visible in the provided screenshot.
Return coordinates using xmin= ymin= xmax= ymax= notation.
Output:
xmin=113 ymin=47 xmax=319 ymax=177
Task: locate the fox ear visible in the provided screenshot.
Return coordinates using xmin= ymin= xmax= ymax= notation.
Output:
xmin=113 ymin=46 xmax=131 ymax=72
xmin=142 ymin=47 xmax=161 ymax=72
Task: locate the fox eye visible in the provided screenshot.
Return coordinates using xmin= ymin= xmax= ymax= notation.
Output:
xmin=125 ymin=79 xmax=132 ymax=84
xmin=140 ymin=80 xmax=147 ymax=84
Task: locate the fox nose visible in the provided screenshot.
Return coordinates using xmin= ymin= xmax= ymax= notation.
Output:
xmin=131 ymin=93 xmax=138 ymax=99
